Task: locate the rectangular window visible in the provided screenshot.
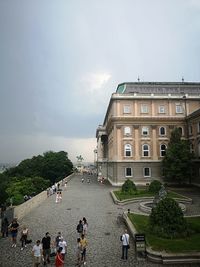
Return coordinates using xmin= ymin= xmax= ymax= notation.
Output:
xmin=141 ymin=104 xmax=149 ymax=113
xmin=124 ymin=126 xmax=131 ymax=136
xmin=123 ymin=105 xmax=131 ymax=114
xmin=144 ymin=167 xmax=151 ymax=177
xmin=125 ymin=167 xmax=132 ymax=177
xmin=159 ymin=105 xmax=165 ymax=113
xmin=176 ymin=105 xmax=183 ymax=114
xmin=142 ymin=127 xmax=149 ymax=136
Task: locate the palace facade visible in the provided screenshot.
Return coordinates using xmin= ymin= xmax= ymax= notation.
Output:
xmin=96 ymin=82 xmax=200 ymax=186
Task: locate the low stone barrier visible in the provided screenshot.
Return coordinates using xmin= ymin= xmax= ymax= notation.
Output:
xmin=110 ymin=190 xmax=192 ymax=206
xmin=14 ymin=191 xmax=47 ymax=220
xmin=13 ymin=173 xmax=74 ymax=220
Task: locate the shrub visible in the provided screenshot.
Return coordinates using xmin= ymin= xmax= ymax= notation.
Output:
xmin=149 ymin=197 xmax=188 ymax=238
xmin=121 ymin=179 xmax=137 ymax=194
xmin=149 ymin=180 xmax=162 ymax=193
xmin=12 ymin=193 xmax=24 ymax=205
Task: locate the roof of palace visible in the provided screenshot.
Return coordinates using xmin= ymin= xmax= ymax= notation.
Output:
xmin=116 ymin=82 xmax=200 ymax=95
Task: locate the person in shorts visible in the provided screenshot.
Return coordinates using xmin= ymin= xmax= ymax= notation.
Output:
xmin=9 ymin=218 xmax=19 ymax=247
xmin=42 ymin=232 xmax=51 ymax=265
xmin=32 ymin=240 xmax=42 ymax=267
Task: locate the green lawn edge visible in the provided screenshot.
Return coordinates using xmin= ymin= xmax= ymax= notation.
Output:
xmin=113 ymin=189 xmax=188 ymax=201
xmin=128 ymin=213 xmax=200 ymax=253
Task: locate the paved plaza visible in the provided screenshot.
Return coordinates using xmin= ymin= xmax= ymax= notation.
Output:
xmin=0 ymin=174 xmax=200 ymax=267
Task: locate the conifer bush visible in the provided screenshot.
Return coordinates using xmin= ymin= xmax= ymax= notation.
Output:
xmin=149 ymin=197 xmax=188 ymax=238
xmin=148 ymin=180 xmax=162 ymax=193
xmin=121 ymin=179 xmax=137 ymax=194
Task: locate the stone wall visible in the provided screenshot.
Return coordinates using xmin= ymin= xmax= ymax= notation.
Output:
xmin=13 ymin=173 xmax=74 ymax=220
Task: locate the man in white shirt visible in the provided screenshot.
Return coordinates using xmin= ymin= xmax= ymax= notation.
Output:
xmin=58 ymin=237 xmax=67 ymax=260
xmin=121 ymin=229 xmax=130 ymax=260
xmin=32 ymin=240 xmax=42 ymax=267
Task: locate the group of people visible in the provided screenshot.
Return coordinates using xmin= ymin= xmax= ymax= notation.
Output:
xmin=31 ymin=217 xmax=89 ymax=267
xmin=47 ymin=182 xmax=61 ymax=197
xmin=76 ymin=217 xmax=88 ymax=266
xmin=55 ymin=191 xmax=62 ymax=203
xmin=1 ymin=217 xmax=30 ymax=251
xmin=81 ymin=177 xmax=90 ymax=184
xmin=1 ymin=215 xmax=131 ymax=265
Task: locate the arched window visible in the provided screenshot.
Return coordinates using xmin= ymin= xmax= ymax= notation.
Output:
xmin=159 ymin=127 xmax=166 ymax=136
xmin=142 ymin=144 xmax=149 ymax=157
xmin=125 ymin=144 xmax=132 ymax=157
xmin=160 ymin=144 xmax=167 ymax=157
xmin=124 ymin=126 xmax=131 ymax=136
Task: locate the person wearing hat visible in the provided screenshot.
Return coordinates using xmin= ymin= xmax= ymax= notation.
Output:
xmin=42 ymin=232 xmax=51 ymax=265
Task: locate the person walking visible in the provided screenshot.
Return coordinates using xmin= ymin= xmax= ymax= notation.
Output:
xmin=55 ymin=232 xmax=63 ymax=251
xmin=55 ymin=247 xmax=64 ymax=267
xmin=58 ymin=237 xmax=67 ymax=260
xmin=76 ymin=220 xmax=83 ymax=235
xmin=20 ymin=225 xmax=29 ymax=250
xmin=55 ymin=192 xmax=60 ymax=204
xmin=32 ymin=240 xmax=43 ymax=267
xmin=80 ymin=234 xmax=88 ymax=265
xmin=9 ymin=218 xmax=19 ymax=247
xmin=42 ymin=232 xmax=51 ymax=265
xmin=1 ymin=217 xmax=9 ymax=238
xmin=121 ymin=229 xmax=130 ymax=260
xmin=76 ymin=237 xmax=82 ymax=266
xmin=82 ymin=217 xmax=88 ymax=236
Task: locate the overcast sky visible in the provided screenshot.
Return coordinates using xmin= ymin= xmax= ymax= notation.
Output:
xmin=0 ymin=0 xmax=200 ymax=164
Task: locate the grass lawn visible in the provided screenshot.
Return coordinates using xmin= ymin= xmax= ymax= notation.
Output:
xmin=114 ymin=189 xmax=188 ymax=201
xmin=128 ymin=213 xmax=200 ymax=253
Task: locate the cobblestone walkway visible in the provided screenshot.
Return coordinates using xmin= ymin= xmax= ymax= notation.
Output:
xmin=0 ymin=175 xmax=199 ymax=267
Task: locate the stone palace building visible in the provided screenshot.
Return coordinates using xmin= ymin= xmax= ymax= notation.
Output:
xmin=96 ymin=82 xmax=200 ymax=186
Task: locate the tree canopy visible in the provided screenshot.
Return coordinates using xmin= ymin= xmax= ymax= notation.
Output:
xmin=162 ymin=128 xmax=193 ymax=183
xmin=0 ymin=150 xmax=73 ymax=205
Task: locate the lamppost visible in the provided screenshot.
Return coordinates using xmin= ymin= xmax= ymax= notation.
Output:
xmin=93 ymin=149 xmax=98 ymax=176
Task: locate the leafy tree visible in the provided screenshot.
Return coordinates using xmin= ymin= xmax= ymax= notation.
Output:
xmin=2 ymin=150 xmax=73 ymax=205
xmin=6 ymin=176 xmax=50 ymax=205
xmin=0 ymin=173 xmax=10 ymax=205
xmin=149 ymin=197 xmax=188 ymax=238
xmin=5 ymin=151 xmax=73 ymax=184
xmin=121 ymin=179 xmax=137 ymax=194
xmin=162 ymin=128 xmax=193 ymax=184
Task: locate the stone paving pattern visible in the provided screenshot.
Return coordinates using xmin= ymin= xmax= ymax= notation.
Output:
xmin=0 ymin=174 xmax=200 ymax=267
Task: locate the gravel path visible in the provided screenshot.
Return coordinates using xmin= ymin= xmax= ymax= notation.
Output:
xmin=0 ymin=175 xmax=199 ymax=267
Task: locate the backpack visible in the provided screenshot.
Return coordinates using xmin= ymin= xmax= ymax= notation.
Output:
xmin=77 ymin=223 xmax=83 ymax=233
